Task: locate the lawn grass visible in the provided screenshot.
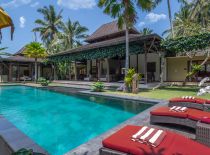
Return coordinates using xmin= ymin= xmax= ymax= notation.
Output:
xmin=106 ymin=86 xmax=210 ymax=100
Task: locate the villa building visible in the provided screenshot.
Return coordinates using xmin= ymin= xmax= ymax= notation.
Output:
xmin=50 ymin=21 xmax=163 ymax=83
xmin=51 ymin=21 xmax=210 ymax=83
xmin=0 ymin=47 xmax=53 ymax=82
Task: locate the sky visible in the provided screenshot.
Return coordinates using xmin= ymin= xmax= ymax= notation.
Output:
xmin=0 ymin=0 xmax=181 ymax=54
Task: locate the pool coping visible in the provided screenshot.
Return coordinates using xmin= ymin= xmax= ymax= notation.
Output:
xmin=63 ymin=90 xmax=168 ymax=155
xmin=0 ymin=115 xmax=49 ymax=155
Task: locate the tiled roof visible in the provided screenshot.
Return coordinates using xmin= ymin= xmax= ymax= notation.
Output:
xmin=85 ymin=21 xmax=139 ymax=43
xmin=2 ymin=55 xmax=42 ymax=63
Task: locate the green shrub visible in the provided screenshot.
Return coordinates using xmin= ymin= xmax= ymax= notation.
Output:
xmin=37 ymin=77 xmax=50 ymax=86
xmin=92 ymin=81 xmax=105 ymax=92
xmin=124 ymin=68 xmax=142 ymax=92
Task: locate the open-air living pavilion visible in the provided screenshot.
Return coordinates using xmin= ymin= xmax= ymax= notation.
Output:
xmin=0 ymin=47 xmax=53 ymax=82
xmin=50 ymin=21 xmax=163 ymax=83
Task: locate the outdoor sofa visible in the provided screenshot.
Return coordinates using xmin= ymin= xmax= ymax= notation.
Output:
xmin=150 ymin=106 xmax=210 ymax=146
xmin=100 ymin=125 xmax=210 ymax=155
xmin=169 ymin=97 xmax=210 ymax=112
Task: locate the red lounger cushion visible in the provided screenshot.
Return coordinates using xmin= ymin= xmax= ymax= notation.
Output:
xmin=196 ymin=98 xmax=207 ymax=104
xmin=169 ymin=97 xmax=207 ymax=104
xmin=102 ymin=125 xmax=210 ymax=155
xmin=201 ymin=117 xmax=210 ymax=124
xmin=188 ymin=109 xmax=210 ymax=121
xmin=169 ymin=97 xmax=196 ymax=103
xmin=150 ymin=107 xmax=188 ymax=118
xmin=206 ymin=100 xmax=210 ymax=104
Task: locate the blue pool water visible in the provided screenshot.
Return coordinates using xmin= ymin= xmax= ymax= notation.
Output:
xmin=0 ymin=86 xmax=152 ymax=155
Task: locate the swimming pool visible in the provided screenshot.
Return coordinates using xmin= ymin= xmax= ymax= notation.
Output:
xmin=0 ymin=86 xmax=153 ymax=155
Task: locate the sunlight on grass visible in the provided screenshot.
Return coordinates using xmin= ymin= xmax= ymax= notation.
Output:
xmin=106 ymin=86 xmax=210 ymax=100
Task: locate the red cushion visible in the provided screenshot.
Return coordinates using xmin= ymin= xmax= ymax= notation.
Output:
xmin=201 ymin=117 xmax=210 ymax=124
xmin=102 ymin=125 xmax=210 ymax=155
xmin=150 ymin=107 xmax=188 ymax=118
xmin=195 ymin=98 xmax=207 ymax=104
xmin=169 ymin=97 xmax=196 ymax=103
xmin=206 ymin=100 xmax=210 ymax=104
xmin=188 ymin=109 xmax=210 ymax=121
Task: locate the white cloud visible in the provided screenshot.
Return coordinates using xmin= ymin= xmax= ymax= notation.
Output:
xmin=1 ymin=0 xmax=31 ymax=8
xmin=19 ymin=16 xmax=26 ymax=28
xmin=145 ymin=12 xmax=167 ymax=23
xmin=57 ymin=0 xmax=96 ymax=10
xmin=30 ymin=2 xmax=39 ymax=7
xmin=138 ymin=22 xmax=145 ymax=27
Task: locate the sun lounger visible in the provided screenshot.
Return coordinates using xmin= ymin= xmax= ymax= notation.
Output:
xmin=169 ymin=97 xmax=210 ymax=112
xmin=100 ymin=125 xmax=210 ymax=155
xmin=150 ymin=106 xmax=210 ymax=146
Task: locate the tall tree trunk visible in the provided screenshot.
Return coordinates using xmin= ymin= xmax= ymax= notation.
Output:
xmin=35 ymin=58 xmax=38 ymax=83
xmin=125 ymin=27 xmax=129 ymax=74
xmin=167 ymin=0 xmax=174 ymax=38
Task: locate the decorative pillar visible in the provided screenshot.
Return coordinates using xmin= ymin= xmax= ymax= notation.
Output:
xmin=144 ymin=43 xmax=148 ymax=84
xmin=97 ymin=60 xmax=101 ymax=80
xmin=105 ymin=58 xmax=110 ymax=82
xmin=17 ymin=63 xmax=20 ymax=81
xmin=74 ymin=61 xmax=77 ymax=80
xmin=69 ymin=62 xmax=72 ymax=80
xmin=8 ymin=63 xmax=12 ymax=82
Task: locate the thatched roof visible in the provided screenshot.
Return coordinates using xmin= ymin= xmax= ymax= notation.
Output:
xmin=85 ymin=21 xmax=139 ymax=43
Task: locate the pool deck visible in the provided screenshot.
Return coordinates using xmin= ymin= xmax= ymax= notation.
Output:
xmin=0 ymin=84 xmax=197 ymax=155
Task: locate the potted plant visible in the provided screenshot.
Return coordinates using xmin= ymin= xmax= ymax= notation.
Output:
xmin=37 ymin=77 xmax=50 ymax=86
xmin=92 ymin=81 xmax=105 ymax=92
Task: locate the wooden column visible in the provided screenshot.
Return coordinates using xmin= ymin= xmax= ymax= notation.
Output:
xmin=29 ymin=64 xmax=32 ymax=78
xmin=8 ymin=63 xmax=12 ymax=82
xmin=97 ymin=60 xmax=101 ymax=80
xmin=17 ymin=63 xmax=20 ymax=81
xmin=105 ymin=58 xmax=110 ymax=82
xmin=74 ymin=62 xmax=77 ymax=80
xmin=69 ymin=63 xmax=72 ymax=80
xmin=144 ymin=43 xmax=148 ymax=84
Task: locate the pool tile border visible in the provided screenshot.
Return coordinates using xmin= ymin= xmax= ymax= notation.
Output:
xmin=0 ymin=116 xmax=49 ymax=155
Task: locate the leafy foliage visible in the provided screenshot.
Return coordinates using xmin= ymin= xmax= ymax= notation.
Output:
xmin=38 ymin=77 xmax=50 ymax=86
xmin=59 ymin=19 xmax=88 ymax=49
xmin=92 ymin=81 xmax=105 ymax=92
xmin=33 ymin=5 xmax=63 ymax=48
xmin=124 ymin=68 xmax=142 ymax=91
xmin=23 ymin=42 xmax=47 ymax=59
xmin=12 ymin=148 xmax=33 ymax=155
xmin=49 ymin=43 xmax=142 ymax=63
xmin=161 ymin=33 xmax=210 ymax=53
xmin=55 ymin=62 xmax=70 ymax=80
xmin=187 ymin=64 xmax=202 ymax=78
xmin=164 ymin=0 xmax=210 ymax=38
xmin=140 ymin=28 xmax=153 ymax=35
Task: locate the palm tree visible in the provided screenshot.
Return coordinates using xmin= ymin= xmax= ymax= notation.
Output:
xmin=60 ymin=19 xmax=88 ymax=49
xmin=190 ymin=0 xmax=210 ymax=27
xmin=140 ymin=28 xmax=153 ymax=35
xmin=23 ymin=42 xmax=47 ymax=82
xmin=165 ymin=0 xmax=189 ymax=38
xmin=98 ymin=0 xmax=160 ymax=74
xmin=33 ymin=5 xmax=63 ymax=46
